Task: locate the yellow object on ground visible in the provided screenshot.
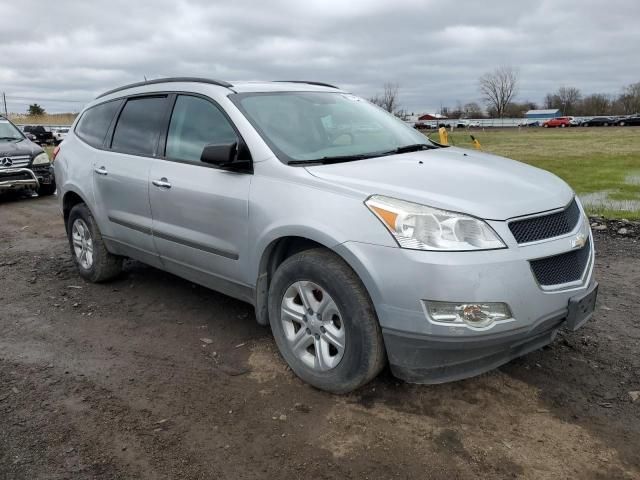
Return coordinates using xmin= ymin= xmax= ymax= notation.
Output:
xmin=470 ymin=135 xmax=482 ymax=149
xmin=438 ymin=127 xmax=448 ymax=145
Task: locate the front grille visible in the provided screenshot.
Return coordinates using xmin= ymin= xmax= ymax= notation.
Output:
xmin=530 ymin=240 xmax=591 ymax=287
xmin=0 ymin=155 xmax=31 ymax=169
xmin=509 ymin=199 xmax=581 ymax=244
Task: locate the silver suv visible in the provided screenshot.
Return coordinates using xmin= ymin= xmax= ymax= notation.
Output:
xmin=55 ymin=78 xmax=597 ymax=393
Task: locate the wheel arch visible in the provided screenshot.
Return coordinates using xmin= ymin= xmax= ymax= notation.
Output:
xmin=253 ymin=234 xmax=379 ymax=327
xmin=62 ymin=188 xmax=94 ymax=233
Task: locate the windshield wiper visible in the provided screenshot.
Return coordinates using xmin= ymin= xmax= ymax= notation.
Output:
xmin=387 ymin=143 xmax=436 ymax=154
xmin=288 ymin=153 xmax=381 ymax=166
xmin=288 ymin=143 xmax=437 ymax=166
xmin=0 ymin=136 xmax=22 ymax=141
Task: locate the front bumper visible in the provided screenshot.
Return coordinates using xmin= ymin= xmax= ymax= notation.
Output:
xmin=334 ymin=213 xmax=595 ymax=384
xmin=0 ymin=168 xmax=40 ymax=190
xmin=384 ymin=280 xmax=597 ymax=383
xmin=31 ymin=164 xmax=55 ymax=185
xmin=0 ymin=165 xmax=54 ymax=191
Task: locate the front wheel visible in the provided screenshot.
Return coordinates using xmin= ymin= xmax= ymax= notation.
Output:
xmin=268 ymin=249 xmax=386 ymax=393
xmin=36 ymin=180 xmax=56 ymax=196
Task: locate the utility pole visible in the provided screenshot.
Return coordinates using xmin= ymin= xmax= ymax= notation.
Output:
xmin=1 ymin=92 xmax=7 ymax=117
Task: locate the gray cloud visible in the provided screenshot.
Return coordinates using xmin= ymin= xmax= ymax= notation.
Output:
xmin=2 ymin=0 xmax=639 ymax=113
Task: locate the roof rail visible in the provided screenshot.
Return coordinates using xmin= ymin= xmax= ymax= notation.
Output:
xmin=96 ymin=77 xmax=233 ymax=99
xmin=273 ymin=80 xmax=340 ymax=89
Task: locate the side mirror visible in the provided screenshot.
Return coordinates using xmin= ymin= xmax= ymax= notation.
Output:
xmin=201 ymin=142 xmax=238 ymax=166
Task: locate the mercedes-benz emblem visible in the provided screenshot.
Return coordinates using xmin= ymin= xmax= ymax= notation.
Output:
xmin=0 ymin=157 xmax=13 ymax=167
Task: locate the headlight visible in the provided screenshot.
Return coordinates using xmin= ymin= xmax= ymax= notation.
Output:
xmin=32 ymin=152 xmax=50 ymax=165
xmin=365 ymin=195 xmax=506 ymax=251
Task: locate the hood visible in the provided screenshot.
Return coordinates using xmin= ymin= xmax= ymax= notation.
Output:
xmin=0 ymin=138 xmax=42 ymax=158
xmin=305 ymin=147 xmax=573 ymax=221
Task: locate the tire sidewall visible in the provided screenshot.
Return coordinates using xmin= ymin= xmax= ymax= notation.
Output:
xmin=67 ymin=204 xmax=101 ymax=282
xmin=268 ymin=251 xmax=380 ymax=393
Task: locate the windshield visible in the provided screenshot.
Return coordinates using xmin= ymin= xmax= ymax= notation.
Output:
xmin=0 ymin=119 xmax=25 ymax=141
xmin=232 ymin=92 xmax=433 ymax=163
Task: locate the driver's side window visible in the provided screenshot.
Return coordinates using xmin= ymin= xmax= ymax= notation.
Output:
xmin=165 ymin=95 xmax=237 ymax=164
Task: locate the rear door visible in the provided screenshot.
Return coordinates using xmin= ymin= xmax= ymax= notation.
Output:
xmin=148 ymin=94 xmax=252 ymax=299
xmin=92 ymin=95 xmax=171 ymax=267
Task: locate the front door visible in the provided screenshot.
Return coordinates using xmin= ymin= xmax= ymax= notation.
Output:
xmin=148 ymin=94 xmax=252 ymax=300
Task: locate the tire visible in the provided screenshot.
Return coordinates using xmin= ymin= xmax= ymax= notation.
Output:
xmin=543 ymin=124 xmax=549 ymax=128
xmin=36 ymin=181 xmax=56 ymax=196
xmin=603 ymin=122 xmax=609 ymax=127
xmin=561 ymin=124 xmax=566 ymax=128
xmin=268 ymin=248 xmax=386 ymax=393
xmin=67 ymin=203 xmax=122 ymax=282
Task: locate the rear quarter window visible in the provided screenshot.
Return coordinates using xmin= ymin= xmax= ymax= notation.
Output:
xmin=76 ymin=100 xmax=122 ymax=148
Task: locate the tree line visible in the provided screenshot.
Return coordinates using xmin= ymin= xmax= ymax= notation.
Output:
xmin=370 ymin=67 xmax=640 ymax=119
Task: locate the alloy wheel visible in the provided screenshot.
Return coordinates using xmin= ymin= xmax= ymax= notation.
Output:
xmin=72 ymin=218 xmax=94 ymax=269
xmin=280 ymin=281 xmax=346 ymax=371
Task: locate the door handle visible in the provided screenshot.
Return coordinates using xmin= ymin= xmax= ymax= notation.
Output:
xmin=94 ymin=166 xmax=108 ymax=176
xmin=152 ymin=178 xmax=172 ymax=189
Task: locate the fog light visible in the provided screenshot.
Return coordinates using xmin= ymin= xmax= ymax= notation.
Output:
xmin=426 ymin=301 xmax=511 ymax=328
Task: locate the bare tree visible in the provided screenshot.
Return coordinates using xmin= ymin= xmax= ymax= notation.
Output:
xmin=479 ymin=66 xmax=518 ymax=118
xmin=557 ymin=87 xmax=582 ymax=115
xmin=543 ymin=93 xmax=557 ymax=109
xmin=369 ymin=82 xmax=400 ymax=114
xmin=462 ymin=102 xmax=484 ymax=118
xmin=579 ymin=93 xmax=611 ymax=115
xmin=618 ymin=82 xmax=640 ymax=114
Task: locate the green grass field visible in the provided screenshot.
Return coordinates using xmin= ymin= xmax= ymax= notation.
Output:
xmin=426 ymin=127 xmax=640 ymax=220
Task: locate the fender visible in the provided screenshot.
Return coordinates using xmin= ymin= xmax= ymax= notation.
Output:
xmin=251 ymin=224 xmax=386 ymax=327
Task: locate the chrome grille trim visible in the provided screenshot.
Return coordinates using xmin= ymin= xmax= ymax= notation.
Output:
xmin=0 ymin=155 xmax=31 ymax=169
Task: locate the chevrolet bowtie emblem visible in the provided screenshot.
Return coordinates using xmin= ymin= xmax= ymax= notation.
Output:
xmin=572 ymin=233 xmax=587 ymax=249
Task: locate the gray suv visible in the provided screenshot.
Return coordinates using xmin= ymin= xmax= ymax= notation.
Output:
xmin=55 ymin=78 xmax=597 ymax=393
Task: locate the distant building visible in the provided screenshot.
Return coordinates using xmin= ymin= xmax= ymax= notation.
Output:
xmin=525 ymin=109 xmax=561 ymax=120
xmin=418 ymin=113 xmax=448 ymax=121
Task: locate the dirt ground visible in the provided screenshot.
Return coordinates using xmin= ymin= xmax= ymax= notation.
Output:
xmin=1 ymin=194 xmax=639 ymax=480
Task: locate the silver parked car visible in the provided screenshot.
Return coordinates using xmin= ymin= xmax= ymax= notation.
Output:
xmin=54 ymin=78 xmax=597 ymax=393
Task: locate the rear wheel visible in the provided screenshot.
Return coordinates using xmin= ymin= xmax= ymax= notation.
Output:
xmin=268 ymin=248 xmax=386 ymax=393
xmin=67 ymin=204 xmax=122 ymax=282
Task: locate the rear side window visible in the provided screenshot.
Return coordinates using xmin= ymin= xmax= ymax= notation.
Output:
xmin=111 ymin=96 xmax=169 ymax=156
xmin=165 ymin=95 xmax=237 ymax=163
xmin=75 ymin=100 xmax=121 ymax=148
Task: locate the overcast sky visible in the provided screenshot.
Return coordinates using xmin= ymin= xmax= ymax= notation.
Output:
xmin=2 ymin=0 xmax=639 ymax=114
